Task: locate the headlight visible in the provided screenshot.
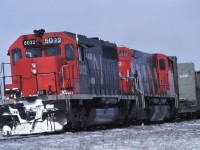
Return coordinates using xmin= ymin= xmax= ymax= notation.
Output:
xmin=31 ymin=69 xmax=37 ymax=74
xmin=31 ymin=62 xmax=36 ymax=68
xmin=38 ymin=90 xmax=46 ymax=96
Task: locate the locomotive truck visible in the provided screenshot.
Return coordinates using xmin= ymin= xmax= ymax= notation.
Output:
xmin=0 ymin=29 xmax=179 ymax=135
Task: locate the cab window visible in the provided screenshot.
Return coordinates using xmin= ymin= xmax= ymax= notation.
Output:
xmin=26 ymin=48 xmax=42 ymax=58
xmin=45 ymin=46 xmax=61 ymax=56
xmin=65 ymin=44 xmax=75 ymax=60
xmin=12 ymin=48 xmax=22 ymax=66
xmin=159 ymin=59 xmax=165 ymax=70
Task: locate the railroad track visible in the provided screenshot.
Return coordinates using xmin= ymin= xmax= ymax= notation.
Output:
xmin=0 ymin=130 xmax=65 ymax=142
xmin=0 ymin=134 xmax=43 ymax=142
xmin=0 ymin=118 xmax=195 ymax=142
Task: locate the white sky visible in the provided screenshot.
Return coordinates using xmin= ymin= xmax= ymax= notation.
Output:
xmin=1 ymin=0 xmax=200 ymax=75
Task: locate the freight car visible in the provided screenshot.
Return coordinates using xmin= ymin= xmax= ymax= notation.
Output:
xmin=0 ymin=29 xmax=178 ymax=136
xmin=177 ymin=63 xmax=200 ymax=118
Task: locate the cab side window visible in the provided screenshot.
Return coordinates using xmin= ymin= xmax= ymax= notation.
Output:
xmin=65 ymin=44 xmax=75 ymax=60
xmin=12 ymin=48 xmax=22 ymax=66
xmin=159 ymin=59 xmax=165 ymax=70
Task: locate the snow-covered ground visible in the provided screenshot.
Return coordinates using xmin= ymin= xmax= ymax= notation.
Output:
xmin=0 ymin=120 xmax=200 ymax=150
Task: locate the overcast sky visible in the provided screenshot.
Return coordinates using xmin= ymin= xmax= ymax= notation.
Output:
xmin=1 ymin=0 xmax=200 ymax=75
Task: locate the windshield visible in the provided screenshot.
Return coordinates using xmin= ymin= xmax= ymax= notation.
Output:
xmin=12 ymin=48 xmax=22 ymax=65
xmin=26 ymin=48 xmax=42 ymax=58
xmin=45 ymin=46 xmax=61 ymax=56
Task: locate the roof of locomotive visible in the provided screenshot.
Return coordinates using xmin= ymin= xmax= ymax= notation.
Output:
xmin=9 ymin=30 xmax=117 ymax=50
xmin=9 ymin=30 xmax=170 ymax=59
xmin=118 ymin=45 xmax=171 ymax=58
xmin=64 ymin=31 xmax=117 ymax=48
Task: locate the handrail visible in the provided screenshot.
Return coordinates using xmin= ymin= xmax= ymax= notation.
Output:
xmin=0 ymin=63 xmax=11 ymax=97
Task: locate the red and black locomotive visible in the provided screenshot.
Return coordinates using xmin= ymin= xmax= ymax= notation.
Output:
xmin=0 ymin=29 xmax=178 ymax=135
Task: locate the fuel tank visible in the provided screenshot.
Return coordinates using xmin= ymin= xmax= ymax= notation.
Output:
xmin=87 ymin=107 xmax=119 ymax=126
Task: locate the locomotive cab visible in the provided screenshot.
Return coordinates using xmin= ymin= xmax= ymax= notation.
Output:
xmin=5 ymin=29 xmax=79 ymax=98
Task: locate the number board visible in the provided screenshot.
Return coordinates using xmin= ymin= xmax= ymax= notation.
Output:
xmin=44 ymin=37 xmax=62 ymax=44
xmin=23 ymin=39 xmax=36 ymax=46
